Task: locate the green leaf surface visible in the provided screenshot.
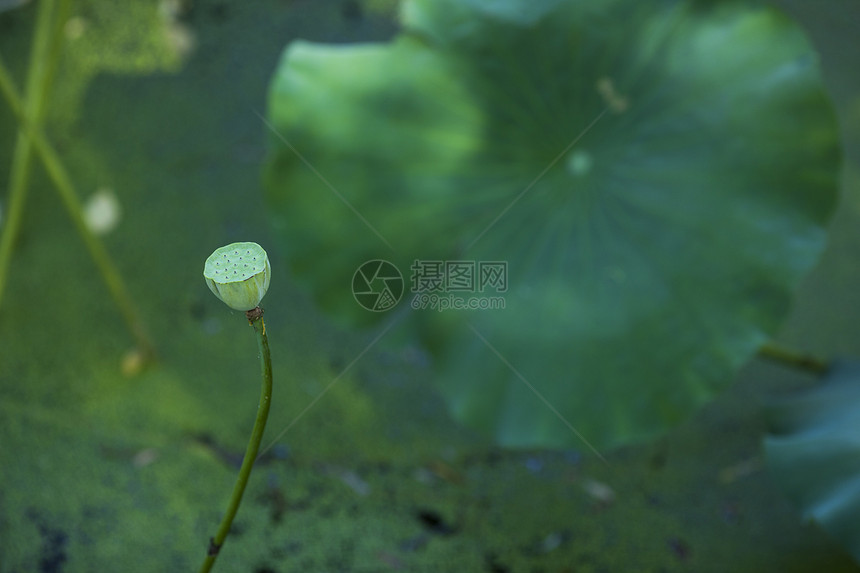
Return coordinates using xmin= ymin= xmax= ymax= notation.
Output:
xmin=765 ymin=361 xmax=860 ymax=563
xmin=265 ymin=0 xmax=840 ymax=451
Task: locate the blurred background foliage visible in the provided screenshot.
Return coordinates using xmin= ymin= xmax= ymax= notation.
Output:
xmin=264 ymin=0 xmax=839 ymax=452
xmin=766 ymin=361 xmax=860 ymax=563
xmin=1 ymin=0 xmax=859 ymax=571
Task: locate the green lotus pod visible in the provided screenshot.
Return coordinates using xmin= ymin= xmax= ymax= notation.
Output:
xmin=204 ymin=242 xmax=271 ymax=311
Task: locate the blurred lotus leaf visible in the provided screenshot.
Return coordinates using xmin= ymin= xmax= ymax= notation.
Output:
xmin=264 ymin=0 xmax=840 ymax=450
xmin=765 ymin=362 xmax=860 ymax=563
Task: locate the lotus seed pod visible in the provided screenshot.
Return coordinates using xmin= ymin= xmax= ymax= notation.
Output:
xmin=204 ymin=242 xmax=271 ymax=311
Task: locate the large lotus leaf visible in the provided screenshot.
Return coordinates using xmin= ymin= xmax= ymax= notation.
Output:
xmin=264 ymin=0 xmax=840 ymax=450
xmin=265 ymin=37 xmax=487 ymax=321
xmin=765 ymin=362 xmax=860 ymax=563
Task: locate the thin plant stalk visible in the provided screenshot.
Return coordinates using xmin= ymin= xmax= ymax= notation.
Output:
xmin=0 ymin=53 xmax=156 ymax=360
xmin=758 ymin=341 xmax=829 ymax=376
xmin=199 ymin=311 xmax=272 ymax=573
xmin=0 ymin=0 xmax=58 ymax=310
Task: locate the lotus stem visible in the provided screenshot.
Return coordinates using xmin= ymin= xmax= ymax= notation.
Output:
xmin=198 ymin=309 xmax=273 ymax=573
xmin=0 ymin=0 xmax=58 ymax=311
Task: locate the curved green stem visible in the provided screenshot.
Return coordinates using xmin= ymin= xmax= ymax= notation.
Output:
xmin=199 ymin=311 xmax=272 ymax=573
xmin=757 ymin=341 xmax=829 ymax=376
